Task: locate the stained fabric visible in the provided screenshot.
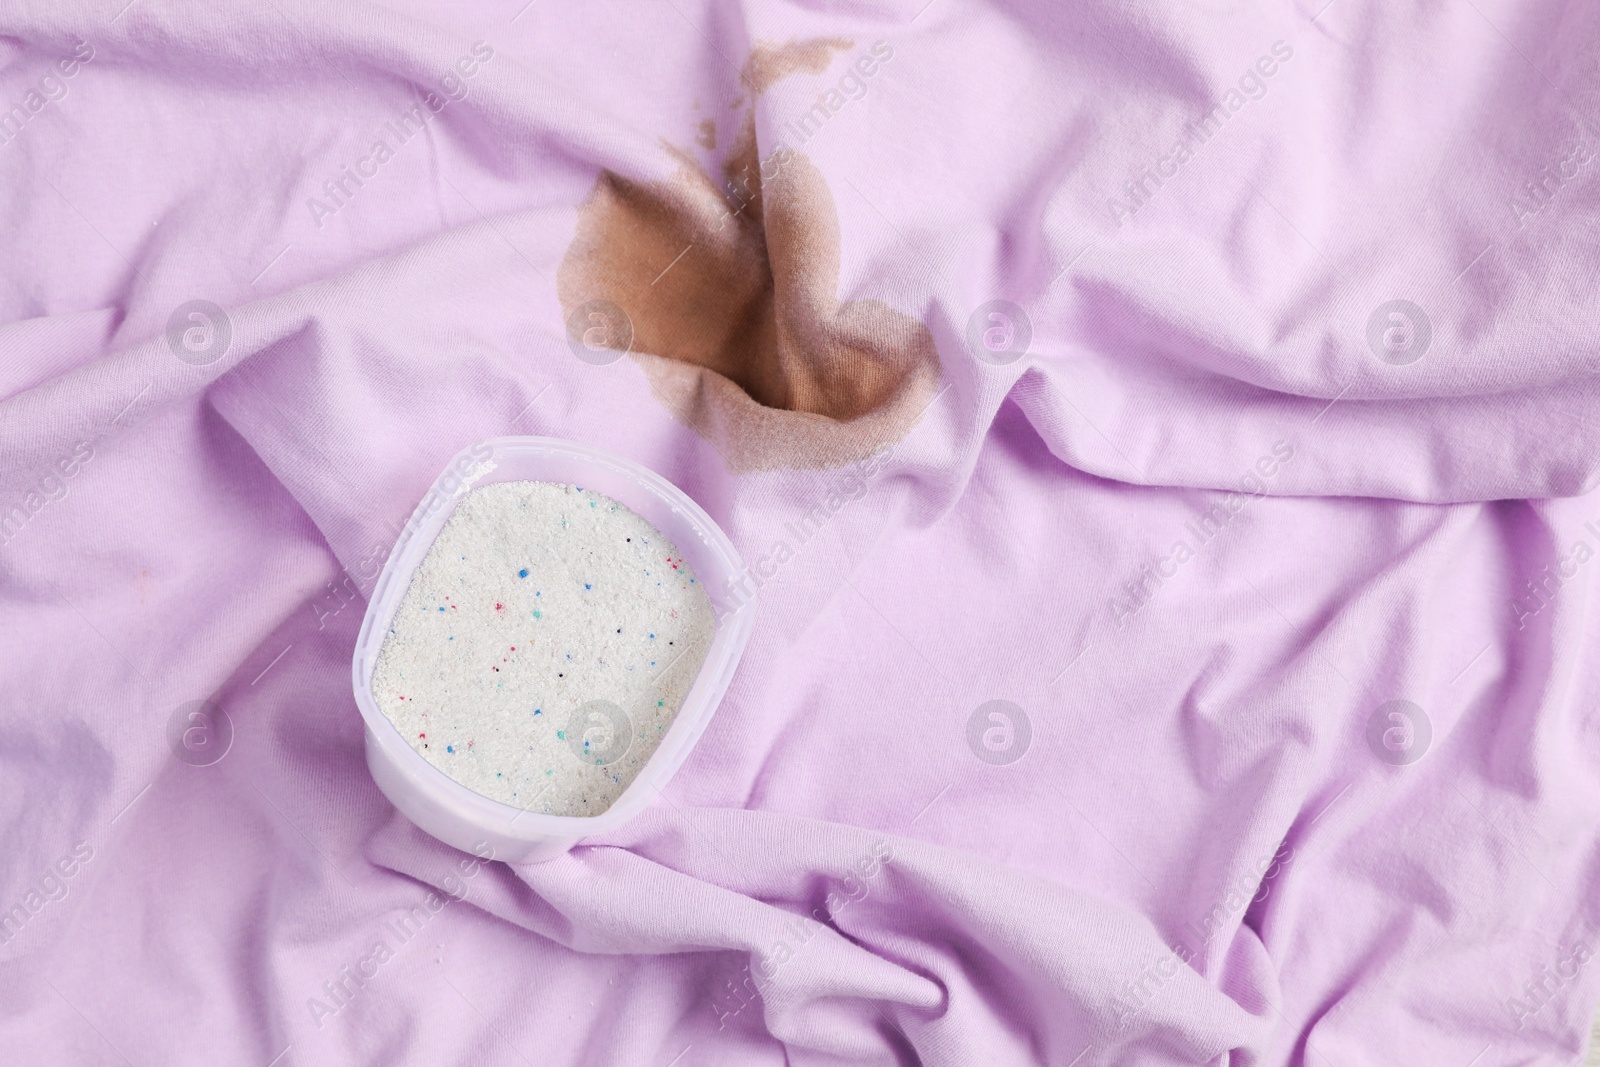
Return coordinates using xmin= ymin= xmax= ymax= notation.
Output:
xmin=2 ymin=3 xmax=1600 ymax=1065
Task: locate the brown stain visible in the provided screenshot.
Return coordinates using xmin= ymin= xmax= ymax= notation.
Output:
xmin=741 ymin=37 xmax=851 ymax=98
xmin=557 ymin=39 xmax=941 ymax=473
xmin=695 ymin=118 xmax=716 ymax=151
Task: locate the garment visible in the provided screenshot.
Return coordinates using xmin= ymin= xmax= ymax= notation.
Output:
xmin=2 ymin=1 xmax=1599 ymax=1064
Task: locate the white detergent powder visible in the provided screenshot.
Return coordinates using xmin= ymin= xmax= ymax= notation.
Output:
xmin=372 ymin=480 xmax=716 ymax=816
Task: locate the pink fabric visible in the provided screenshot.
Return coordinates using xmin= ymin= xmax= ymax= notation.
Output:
xmin=3 ymin=2 xmax=1600 ymax=1064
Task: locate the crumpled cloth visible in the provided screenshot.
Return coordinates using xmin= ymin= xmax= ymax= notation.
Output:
xmin=2 ymin=2 xmax=1600 ymax=1065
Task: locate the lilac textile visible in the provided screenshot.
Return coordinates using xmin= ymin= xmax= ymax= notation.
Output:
xmin=3 ymin=2 xmax=1600 ymax=1065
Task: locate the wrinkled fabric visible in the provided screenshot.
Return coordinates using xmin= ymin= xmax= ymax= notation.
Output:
xmin=3 ymin=2 xmax=1600 ymax=1065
